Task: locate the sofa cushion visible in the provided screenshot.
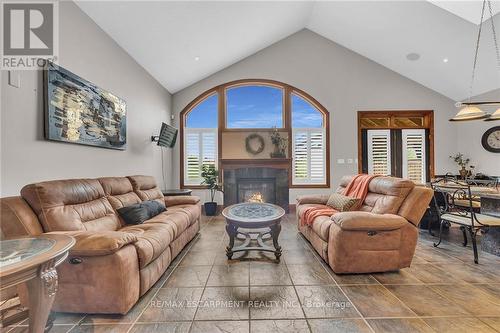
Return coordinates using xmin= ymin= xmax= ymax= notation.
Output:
xmin=332 ymin=211 xmax=408 ymax=231
xmin=146 ymin=211 xmax=191 ymax=239
xmin=167 ymin=205 xmax=200 ymax=225
xmin=337 ymin=176 xmax=415 ymax=215
xmin=120 ymin=223 xmax=175 ymax=268
xmin=99 ymin=177 xmax=141 ymax=210
xmin=128 ymin=175 xmax=164 ymax=205
xmin=311 ymin=215 xmax=334 ymax=241
xmin=21 ymin=179 xmax=120 ymax=232
xmin=47 ymin=230 xmax=137 ymax=256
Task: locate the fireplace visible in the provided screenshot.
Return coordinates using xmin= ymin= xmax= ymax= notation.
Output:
xmin=237 ymin=178 xmax=276 ymax=204
xmin=223 ymin=162 xmax=289 ymax=212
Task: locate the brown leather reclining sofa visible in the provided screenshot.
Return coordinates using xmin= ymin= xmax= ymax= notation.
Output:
xmin=0 ymin=175 xmax=201 ymax=314
xmin=297 ymin=175 xmax=433 ymax=273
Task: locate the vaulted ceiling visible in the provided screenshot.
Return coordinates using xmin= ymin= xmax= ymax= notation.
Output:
xmin=76 ymin=1 xmax=500 ymax=101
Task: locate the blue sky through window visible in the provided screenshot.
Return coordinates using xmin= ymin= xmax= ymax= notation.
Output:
xmin=186 ymin=93 xmax=218 ymax=128
xmin=226 ymin=86 xmax=283 ymax=128
xmin=292 ymin=94 xmax=323 ymax=128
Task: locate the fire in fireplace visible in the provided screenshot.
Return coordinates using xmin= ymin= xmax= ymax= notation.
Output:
xmin=237 ymin=178 xmax=276 ymax=204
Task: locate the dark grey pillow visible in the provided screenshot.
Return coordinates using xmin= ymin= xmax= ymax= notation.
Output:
xmin=117 ymin=200 xmax=166 ymax=225
xmin=117 ymin=204 xmax=150 ymax=225
xmin=142 ymin=200 xmax=166 ymax=217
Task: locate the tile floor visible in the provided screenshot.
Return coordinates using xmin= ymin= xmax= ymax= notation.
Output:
xmin=6 ymin=214 xmax=500 ymax=333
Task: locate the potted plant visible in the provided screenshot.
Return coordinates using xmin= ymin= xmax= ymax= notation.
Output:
xmin=270 ymin=127 xmax=287 ymax=158
xmin=201 ymin=164 xmax=223 ymax=216
xmin=449 ymin=153 xmax=470 ymax=179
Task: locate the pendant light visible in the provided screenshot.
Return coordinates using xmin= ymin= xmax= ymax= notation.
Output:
xmin=450 ymin=0 xmax=500 ymax=122
xmin=485 ymin=108 xmax=500 ymax=121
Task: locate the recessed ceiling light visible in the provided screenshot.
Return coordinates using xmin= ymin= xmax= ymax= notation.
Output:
xmin=406 ymin=53 xmax=420 ymax=61
xmin=194 ymin=56 xmax=200 ymax=61
xmin=443 ymin=58 xmax=449 ymax=63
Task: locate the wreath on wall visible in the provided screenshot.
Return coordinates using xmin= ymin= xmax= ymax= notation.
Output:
xmin=245 ymin=133 xmax=265 ymax=155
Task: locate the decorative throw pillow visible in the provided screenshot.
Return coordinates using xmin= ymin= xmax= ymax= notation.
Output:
xmin=117 ymin=204 xmax=150 ymax=225
xmin=117 ymin=200 xmax=166 ymax=225
xmin=142 ymin=200 xmax=166 ymax=217
xmin=326 ymin=193 xmax=360 ymax=212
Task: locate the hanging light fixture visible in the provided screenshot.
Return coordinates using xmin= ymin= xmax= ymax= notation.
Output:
xmin=450 ymin=0 xmax=500 ymax=122
xmin=485 ymin=107 xmax=500 ymax=121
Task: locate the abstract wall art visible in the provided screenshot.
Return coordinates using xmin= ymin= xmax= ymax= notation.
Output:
xmin=44 ymin=62 xmax=127 ymax=150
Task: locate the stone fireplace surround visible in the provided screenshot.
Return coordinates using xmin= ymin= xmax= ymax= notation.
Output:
xmin=222 ymin=159 xmax=289 ymax=213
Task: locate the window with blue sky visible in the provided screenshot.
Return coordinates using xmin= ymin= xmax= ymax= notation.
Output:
xmin=292 ymin=93 xmax=323 ymax=128
xmin=226 ymin=85 xmax=283 ymax=128
xmin=186 ymin=93 xmax=218 ymax=128
xmin=182 ymin=81 xmax=329 ymax=187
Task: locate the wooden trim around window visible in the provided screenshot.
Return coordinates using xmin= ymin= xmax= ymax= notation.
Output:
xmin=357 ymin=110 xmax=434 ymax=179
xmin=179 ymin=79 xmax=331 ymax=189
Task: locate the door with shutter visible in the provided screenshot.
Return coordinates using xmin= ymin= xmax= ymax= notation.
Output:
xmin=367 ymin=130 xmax=391 ymax=176
xmin=402 ymin=129 xmax=426 ymax=184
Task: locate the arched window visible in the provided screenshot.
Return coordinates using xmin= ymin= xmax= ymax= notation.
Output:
xmin=180 ymin=80 xmax=330 ymax=188
xmin=291 ymin=92 xmax=326 ymax=185
xmin=183 ymin=93 xmax=218 ymax=185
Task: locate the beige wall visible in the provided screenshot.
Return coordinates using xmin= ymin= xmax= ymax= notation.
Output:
xmin=172 ymin=29 xmax=460 ymax=204
xmin=455 ymin=89 xmax=500 ymax=175
xmin=221 ymin=131 xmax=289 ymax=159
xmin=0 ymin=2 xmax=172 ymax=196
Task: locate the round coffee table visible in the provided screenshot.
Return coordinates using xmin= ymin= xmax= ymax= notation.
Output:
xmin=222 ymin=203 xmax=285 ymax=261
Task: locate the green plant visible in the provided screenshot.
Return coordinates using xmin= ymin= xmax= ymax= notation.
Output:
xmin=449 ymin=153 xmax=470 ymax=168
xmin=201 ymin=164 xmax=223 ymax=202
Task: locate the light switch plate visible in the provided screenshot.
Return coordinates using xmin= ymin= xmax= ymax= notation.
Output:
xmin=337 ymin=159 xmax=345 ymax=164
xmin=347 ymin=158 xmax=354 ymax=164
xmin=8 ymin=71 xmax=20 ymax=88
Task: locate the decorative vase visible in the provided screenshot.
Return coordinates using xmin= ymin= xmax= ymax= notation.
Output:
xmin=270 ymin=145 xmax=285 ymax=158
xmin=459 ymin=166 xmax=467 ymax=179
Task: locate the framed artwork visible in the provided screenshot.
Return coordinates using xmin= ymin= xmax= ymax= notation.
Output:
xmin=44 ymin=62 xmax=127 ymax=150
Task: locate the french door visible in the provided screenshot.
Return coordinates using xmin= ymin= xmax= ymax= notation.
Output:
xmin=362 ymin=128 xmax=429 ymax=183
xmin=358 ymin=110 xmax=434 ymax=184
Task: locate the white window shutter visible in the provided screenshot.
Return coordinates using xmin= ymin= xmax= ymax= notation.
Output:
xmin=292 ymin=129 xmax=326 ymax=185
xmin=367 ymin=130 xmax=391 ymax=176
xmin=402 ymin=129 xmax=426 ymax=184
xmin=184 ymin=129 xmax=218 ymax=185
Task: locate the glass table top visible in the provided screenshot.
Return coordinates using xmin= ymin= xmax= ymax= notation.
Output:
xmin=223 ymin=203 xmax=285 ymax=222
xmin=0 ymin=238 xmax=56 ymax=268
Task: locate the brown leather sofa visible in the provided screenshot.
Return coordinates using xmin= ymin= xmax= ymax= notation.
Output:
xmin=0 ymin=175 xmax=201 ymax=314
xmin=297 ymin=175 xmax=433 ymax=274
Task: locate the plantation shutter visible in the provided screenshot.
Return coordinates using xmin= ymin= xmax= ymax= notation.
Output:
xmin=292 ymin=129 xmax=326 ymax=185
xmin=367 ymin=130 xmax=391 ymax=176
xmin=402 ymin=129 xmax=426 ymax=184
xmin=184 ymin=129 xmax=218 ymax=185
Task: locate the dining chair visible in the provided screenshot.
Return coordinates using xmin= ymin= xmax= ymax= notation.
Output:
xmin=431 ymin=178 xmax=500 ymax=264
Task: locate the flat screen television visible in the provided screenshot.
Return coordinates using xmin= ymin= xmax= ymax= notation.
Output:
xmin=154 ymin=122 xmax=178 ymax=148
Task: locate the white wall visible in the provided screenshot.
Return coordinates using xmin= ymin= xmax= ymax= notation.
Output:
xmin=455 ymin=89 xmax=500 ymax=175
xmin=172 ymin=29 xmax=460 ymax=203
xmin=0 ymin=1 xmax=172 ymax=196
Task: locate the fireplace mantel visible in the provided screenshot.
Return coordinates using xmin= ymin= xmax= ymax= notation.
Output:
xmin=220 ymin=158 xmax=290 ymax=170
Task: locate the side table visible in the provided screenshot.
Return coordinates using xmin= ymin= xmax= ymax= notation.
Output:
xmin=0 ymin=234 xmax=75 ymax=333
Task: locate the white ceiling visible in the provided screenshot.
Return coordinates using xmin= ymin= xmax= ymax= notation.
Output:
xmin=428 ymin=0 xmax=500 ymax=24
xmin=76 ymin=1 xmax=500 ymax=101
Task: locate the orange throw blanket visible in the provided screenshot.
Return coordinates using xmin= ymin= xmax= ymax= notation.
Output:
xmin=300 ymin=174 xmax=378 ymax=226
